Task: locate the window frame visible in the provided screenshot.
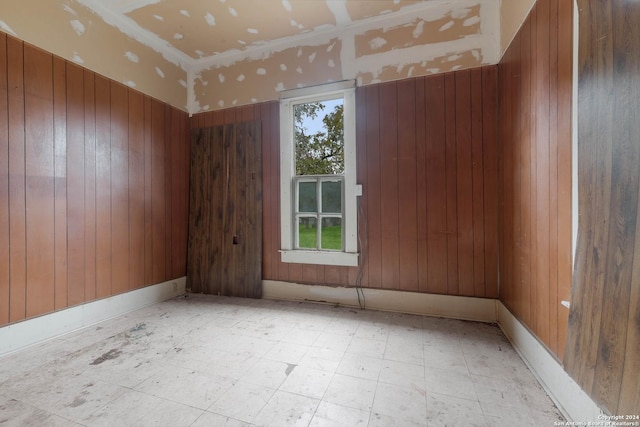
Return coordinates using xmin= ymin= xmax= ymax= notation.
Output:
xmin=279 ymin=81 xmax=358 ymax=267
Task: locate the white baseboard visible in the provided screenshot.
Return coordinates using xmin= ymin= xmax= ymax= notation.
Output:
xmin=0 ymin=277 xmax=186 ymax=358
xmin=262 ymin=280 xmax=497 ymax=322
xmin=496 ymin=301 xmax=602 ymax=422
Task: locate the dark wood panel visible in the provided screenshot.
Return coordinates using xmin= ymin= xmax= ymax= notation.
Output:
xmin=143 ymin=96 xmax=153 ymax=286
xmin=83 ymin=70 xmax=97 ymax=302
xmin=0 ymin=33 xmax=9 ymax=325
xmin=470 ymin=68 xmax=485 ymax=297
xmin=52 ymin=57 xmax=67 ymax=310
xmin=564 ymin=0 xmax=640 ymax=414
xmin=187 ymin=122 xmax=262 ymax=298
xmin=482 ymin=66 xmax=499 ymax=299
xmin=110 ymin=82 xmax=129 ymax=294
xmin=396 ymin=78 xmax=418 ymax=292
xmin=95 ymin=75 xmax=112 ymax=299
xmin=414 ymin=78 xmax=428 ymax=292
xmin=444 ymin=73 xmax=459 ymax=295
xmin=425 ymin=75 xmax=448 ymax=295
xmin=151 ymin=100 xmax=166 ymax=284
xmin=260 ymin=102 xmax=274 ymax=280
xmin=454 ymin=70 xmax=474 ymax=297
xmin=164 ymin=105 xmax=173 ymax=285
xmin=7 ymin=36 xmax=26 ymax=323
xmin=547 ymin=0 xmax=560 ymax=356
xmin=379 ymin=82 xmax=400 ymax=290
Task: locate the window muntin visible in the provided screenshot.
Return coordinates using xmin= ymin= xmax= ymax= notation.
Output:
xmin=294 ymin=175 xmax=344 ymax=251
xmin=279 ymin=81 xmax=358 ymax=267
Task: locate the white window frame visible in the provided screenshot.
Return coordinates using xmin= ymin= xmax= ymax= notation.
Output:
xmin=279 ymin=81 xmax=359 ymax=267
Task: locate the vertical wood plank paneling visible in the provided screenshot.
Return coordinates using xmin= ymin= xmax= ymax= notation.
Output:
xmin=498 ymin=4 xmax=574 ymax=359
xmin=95 ymin=75 xmax=112 ymax=299
xmin=355 ymin=86 xmax=369 ymax=288
xmin=66 ymin=63 xmax=85 ymax=306
xmin=364 ymin=85 xmax=382 ymax=288
xmin=143 ymin=96 xmax=153 ymax=286
xmin=482 ymin=67 xmax=499 ymax=299
xmin=170 ymin=108 xmax=188 ymax=279
xmin=534 ymin=0 xmax=551 ymax=348
xmin=164 ymin=105 xmax=173 ymax=283
xmin=444 ymin=73 xmax=459 ymax=295
xmin=128 ymin=90 xmax=145 ymax=289
xmin=151 ymin=100 xmax=166 ymax=284
xmin=52 ymin=57 xmax=67 ymax=310
xmin=454 ymin=71 xmax=474 ymax=296
xmin=110 ymin=82 xmax=129 ymax=294
xmin=379 ymin=82 xmax=400 ymax=289
xmin=414 ymin=77 xmax=428 ymax=292
xmin=24 ymin=45 xmax=55 ymax=318
xmin=260 ymin=103 xmax=274 ymax=280
xmin=191 ymin=68 xmax=499 ymax=297
xmin=8 ymin=37 xmax=26 ymax=322
xmin=397 ymin=79 xmax=418 ymax=292
xmin=470 ymin=69 xmax=485 ymax=297
xmin=83 ymin=70 xmax=97 ymax=301
xmin=0 ymin=37 xmax=190 ymax=324
xmin=425 ymin=75 xmax=448 ymax=295
xmin=556 ymin=0 xmax=574 ymax=361
xmin=0 ymin=33 xmax=9 ymax=325
xmin=547 ymin=0 xmax=560 ymax=355
xmin=519 ymin=16 xmax=533 ymax=327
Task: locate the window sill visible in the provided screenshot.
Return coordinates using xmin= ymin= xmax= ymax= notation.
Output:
xmin=280 ymin=250 xmax=359 ymax=267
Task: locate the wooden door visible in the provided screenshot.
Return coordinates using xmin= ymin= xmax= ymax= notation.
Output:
xmin=187 ymin=121 xmax=262 ymax=298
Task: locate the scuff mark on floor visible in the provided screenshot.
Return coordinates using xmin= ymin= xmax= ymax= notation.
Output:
xmin=90 ymin=349 xmax=122 ymax=365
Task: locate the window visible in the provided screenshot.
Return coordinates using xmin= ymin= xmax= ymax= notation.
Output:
xmin=280 ymin=81 xmax=359 ymax=266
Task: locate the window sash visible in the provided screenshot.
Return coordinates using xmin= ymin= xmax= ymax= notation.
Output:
xmin=293 ymin=175 xmax=344 ymax=251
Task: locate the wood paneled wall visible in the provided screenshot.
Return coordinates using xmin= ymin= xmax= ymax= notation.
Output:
xmin=191 ymin=67 xmax=499 ymax=298
xmin=0 ymin=34 xmax=190 ymax=326
xmin=564 ymin=0 xmax=640 ymax=415
xmin=497 ymin=0 xmax=574 ymax=359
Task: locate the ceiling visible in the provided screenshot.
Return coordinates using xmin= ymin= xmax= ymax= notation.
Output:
xmin=75 ymin=0 xmax=451 ymax=70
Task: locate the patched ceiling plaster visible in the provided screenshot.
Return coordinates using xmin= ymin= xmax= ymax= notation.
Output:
xmin=1 ymin=0 xmax=508 ymax=112
xmin=77 ymin=0 xmax=470 ymax=69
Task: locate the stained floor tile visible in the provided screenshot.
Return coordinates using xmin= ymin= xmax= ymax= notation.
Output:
xmin=0 ymin=294 xmax=564 ymax=426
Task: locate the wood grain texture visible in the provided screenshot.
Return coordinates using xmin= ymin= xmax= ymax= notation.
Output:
xmin=0 ymin=35 xmax=189 ymax=326
xmin=24 ymin=45 xmax=55 ymax=318
xmin=0 ymin=33 xmax=9 ymax=324
xmin=83 ymin=70 xmax=97 ymax=302
xmin=66 ymin=63 xmax=85 ymax=306
xmin=498 ymin=3 xmax=573 ymax=358
xmin=7 ymin=36 xmax=27 ymax=323
xmin=191 ymin=68 xmax=499 ymax=297
xmin=564 ymin=0 xmax=640 ymax=414
xmin=187 ymin=122 xmax=262 ymax=298
xmin=52 ymin=57 xmax=68 ymax=310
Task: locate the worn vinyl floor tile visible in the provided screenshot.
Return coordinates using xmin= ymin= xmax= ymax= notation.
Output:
xmin=0 ymin=294 xmax=565 ymax=427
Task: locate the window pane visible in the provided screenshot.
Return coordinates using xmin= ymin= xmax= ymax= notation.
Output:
xmin=321 ymin=181 xmax=342 ymax=213
xmin=321 ymin=217 xmax=342 ymax=250
xmin=298 ymin=181 xmax=317 ymax=212
xmin=297 ymin=217 xmax=317 ymax=249
xmin=294 ymin=99 xmax=344 ymax=176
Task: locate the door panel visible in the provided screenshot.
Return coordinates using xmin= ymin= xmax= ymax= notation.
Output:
xmin=187 ymin=121 xmax=262 ymax=298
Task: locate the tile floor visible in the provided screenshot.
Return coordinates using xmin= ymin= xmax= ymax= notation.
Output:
xmin=0 ymin=294 xmax=565 ymax=426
